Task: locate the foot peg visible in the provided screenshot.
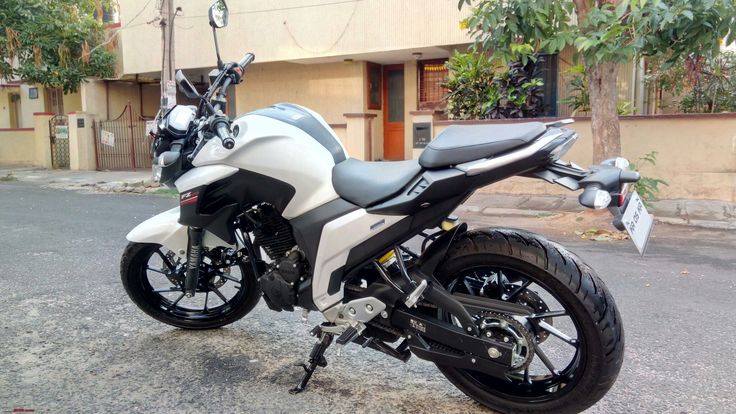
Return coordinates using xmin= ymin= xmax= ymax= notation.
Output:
xmin=404 ymin=279 xmax=428 ymax=308
xmin=335 ymin=326 xmax=359 ymax=345
xmin=289 ymin=328 xmax=334 ymax=394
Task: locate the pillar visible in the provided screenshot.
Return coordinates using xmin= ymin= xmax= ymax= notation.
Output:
xmin=343 ymin=113 xmax=377 ymax=161
xmin=409 ymin=110 xmax=444 ymax=159
xmin=68 ymin=112 xmax=97 ymax=170
xmin=32 ymin=112 xmax=54 ymax=168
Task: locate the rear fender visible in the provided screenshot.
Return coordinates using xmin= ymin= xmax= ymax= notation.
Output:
xmin=416 ymin=223 xmax=468 ymax=277
xmin=126 ymin=207 xmax=234 ymax=258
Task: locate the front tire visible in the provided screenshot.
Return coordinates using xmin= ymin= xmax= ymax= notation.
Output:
xmin=434 ymin=228 xmax=624 ymax=414
xmin=121 ymin=242 xmax=261 ymax=329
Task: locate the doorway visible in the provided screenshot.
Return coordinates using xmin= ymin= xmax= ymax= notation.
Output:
xmin=46 ymin=87 xmax=64 ymax=115
xmin=382 ymin=64 xmax=404 ymax=160
xmin=8 ymin=93 xmax=21 ymax=128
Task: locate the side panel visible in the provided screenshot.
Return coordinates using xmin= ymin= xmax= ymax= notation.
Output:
xmin=289 ymin=198 xmax=360 ymax=272
xmin=177 ymin=170 xmax=297 ymax=243
xmin=311 ymin=209 xmax=406 ymax=310
xmin=193 ymin=104 xmax=347 ymax=219
xmin=175 ymin=165 xmax=238 ymax=193
xmin=126 ymin=207 xmax=233 ymax=258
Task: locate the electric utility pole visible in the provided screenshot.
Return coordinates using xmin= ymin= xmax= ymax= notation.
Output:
xmin=159 ymin=0 xmax=176 ymax=113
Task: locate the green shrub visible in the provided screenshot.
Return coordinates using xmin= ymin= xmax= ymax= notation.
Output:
xmin=630 ymin=151 xmax=668 ymax=206
xmin=445 ymin=51 xmax=545 ymax=120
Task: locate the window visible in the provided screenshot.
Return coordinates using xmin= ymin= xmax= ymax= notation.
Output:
xmin=418 ymin=59 xmax=449 ymax=110
xmin=366 ymin=62 xmax=382 ymax=110
xmin=95 ymin=3 xmax=120 ymax=25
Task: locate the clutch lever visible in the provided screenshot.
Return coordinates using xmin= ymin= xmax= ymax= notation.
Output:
xmin=188 ymin=126 xmax=209 ymax=162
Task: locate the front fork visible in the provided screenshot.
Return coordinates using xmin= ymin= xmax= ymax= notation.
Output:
xmin=184 ymin=226 xmax=204 ymax=297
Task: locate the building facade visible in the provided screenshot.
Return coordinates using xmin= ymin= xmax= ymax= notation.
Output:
xmin=111 ymin=0 xmax=474 ymax=160
xmin=1 ymin=0 xmax=647 ymax=162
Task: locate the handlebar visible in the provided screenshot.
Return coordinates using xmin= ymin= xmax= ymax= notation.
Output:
xmin=238 ymin=53 xmax=255 ymax=71
xmin=214 ymin=120 xmax=235 ymax=149
xmin=182 ymin=53 xmax=255 ymax=159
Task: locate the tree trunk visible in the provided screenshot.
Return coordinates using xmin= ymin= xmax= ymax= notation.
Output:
xmin=586 ymin=61 xmax=622 ymax=163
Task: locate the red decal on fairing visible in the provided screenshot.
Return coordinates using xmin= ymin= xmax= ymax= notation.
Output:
xmin=180 ymin=197 xmax=198 ymax=205
xmin=180 ymin=191 xmax=199 ymax=205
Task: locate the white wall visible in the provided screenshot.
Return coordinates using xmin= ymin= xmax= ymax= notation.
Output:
xmin=236 ymin=61 xmax=364 ymax=124
xmin=118 ymin=0 xmax=472 ymax=74
xmin=19 ymin=85 xmax=45 ymax=128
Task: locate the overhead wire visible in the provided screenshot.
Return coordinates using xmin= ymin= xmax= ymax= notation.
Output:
xmin=89 ymin=0 xmax=157 ymax=54
xmin=176 ymin=0 xmax=363 ymax=19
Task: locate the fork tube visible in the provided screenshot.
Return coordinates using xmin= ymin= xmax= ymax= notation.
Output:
xmin=185 ymin=227 xmax=204 ymax=297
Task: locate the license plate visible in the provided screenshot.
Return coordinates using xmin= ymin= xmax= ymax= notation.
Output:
xmin=621 ymin=191 xmax=654 ymax=256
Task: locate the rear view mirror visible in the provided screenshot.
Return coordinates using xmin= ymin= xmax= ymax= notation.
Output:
xmin=209 ymin=0 xmax=229 ymax=28
xmin=175 ymin=70 xmax=200 ymax=99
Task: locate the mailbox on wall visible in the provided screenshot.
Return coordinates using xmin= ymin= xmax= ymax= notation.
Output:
xmin=413 ymin=122 xmax=432 ymax=149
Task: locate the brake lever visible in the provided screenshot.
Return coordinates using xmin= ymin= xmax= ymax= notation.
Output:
xmin=188 ymin=130 xmax=209 ymax=162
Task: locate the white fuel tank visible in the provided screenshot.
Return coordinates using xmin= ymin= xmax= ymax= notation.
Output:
xmin=192 ymin=103 xmax=348 ymax=219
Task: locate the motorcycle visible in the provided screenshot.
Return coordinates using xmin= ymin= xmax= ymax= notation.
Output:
xmin=122 ymin=1 xmax=651 ymax=412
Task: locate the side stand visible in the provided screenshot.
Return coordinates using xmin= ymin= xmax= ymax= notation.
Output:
xmin=289 ymin=327 xmax=334 ymax=394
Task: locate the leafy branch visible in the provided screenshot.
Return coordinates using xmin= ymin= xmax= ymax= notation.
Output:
xmin=630 ymin=151 xmax=668 ymax=206
xmin=0 ymin=0 xmax=116 ymax=92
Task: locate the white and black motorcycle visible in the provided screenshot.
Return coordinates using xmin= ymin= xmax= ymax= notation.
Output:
xmin=121 ymin=1 xmax=649 ymax=412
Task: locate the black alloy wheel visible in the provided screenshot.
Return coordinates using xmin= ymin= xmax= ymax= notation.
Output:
xmin=433 ymin=228 xmax=624 ymax=414
xmin=121 ymin=242 xmax=261 ymax=329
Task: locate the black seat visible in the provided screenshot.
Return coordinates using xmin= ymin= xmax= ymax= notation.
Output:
xmin=418 ymin=122 xmax=547 ymax=168
xmin=332 ymin=159 xmax=422 ymax=207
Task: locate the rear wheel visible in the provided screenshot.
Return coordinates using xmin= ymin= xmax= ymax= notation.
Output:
xmin=434 ymin=229 xmax=624 ymax=414
xmin=121 ymin=242 xmax=261 ymax=329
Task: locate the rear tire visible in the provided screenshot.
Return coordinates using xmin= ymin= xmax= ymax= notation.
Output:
xmin=434 ymin=228 xmax=624 ymax=414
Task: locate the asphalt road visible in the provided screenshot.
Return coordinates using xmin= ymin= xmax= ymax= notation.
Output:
xmin=1 ymin=182 xmax=734 ymax=413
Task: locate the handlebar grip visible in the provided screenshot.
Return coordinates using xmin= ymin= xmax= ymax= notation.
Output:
xmin=238 ymin=53 xmax=255 ymax=70
xmin=215 ymin=123 xmax=235 ymax=149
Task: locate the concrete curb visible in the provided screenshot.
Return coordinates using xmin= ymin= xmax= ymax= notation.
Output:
xmin=464 ymin=193 xmax=736 ymax=230
xmin=0 ymin=167 xmax=165 ymax=195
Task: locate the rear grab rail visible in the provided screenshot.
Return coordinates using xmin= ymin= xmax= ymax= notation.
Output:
xmin=527 ymin=157 xmax=641 ymax=230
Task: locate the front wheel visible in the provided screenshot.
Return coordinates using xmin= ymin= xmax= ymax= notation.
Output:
xmin=434 ymin=228 xmax=624 ymax=414
xmin=121 ymin=242 xmax=261 ymax=329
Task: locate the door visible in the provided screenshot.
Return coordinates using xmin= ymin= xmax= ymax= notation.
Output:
xmin=46 ymin=87 xmax=64 ymax=115
xmin=383 ymin=65 xmax=405 ymax=160
xmin=8 ymin=93 xmax=21 ymax=128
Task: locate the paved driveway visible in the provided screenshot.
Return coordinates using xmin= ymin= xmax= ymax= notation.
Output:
xmin=1 ymin=182 xmax=734 ymax=413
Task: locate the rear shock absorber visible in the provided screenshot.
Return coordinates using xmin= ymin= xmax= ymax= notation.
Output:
xmin=184 ymin=227 xmax=204 ymax=297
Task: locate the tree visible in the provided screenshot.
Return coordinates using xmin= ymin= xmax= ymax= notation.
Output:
xmin=647 ymin=51 xmax=736 ymax=113
xmin=458 ymin=0 xmax=736 ymax=162
xmin=0 ymin=0 xmax=115 ymax=93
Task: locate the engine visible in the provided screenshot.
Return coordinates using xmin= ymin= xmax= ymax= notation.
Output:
xmin=250 ymin=204 xmax=306 ymax=311
xmin=261 ymin=250 xmax=307 ymax=311
xmin=252 ymin=204 xmax=296 ymax=259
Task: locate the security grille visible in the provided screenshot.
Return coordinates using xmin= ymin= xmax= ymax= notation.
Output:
xmin=93 ymin=103 xmax=153 ymax=170
xmin=49 ymin=115 xmax=70 ymax=169
xmin=418 ymin=59 xmax=449 ymax=110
